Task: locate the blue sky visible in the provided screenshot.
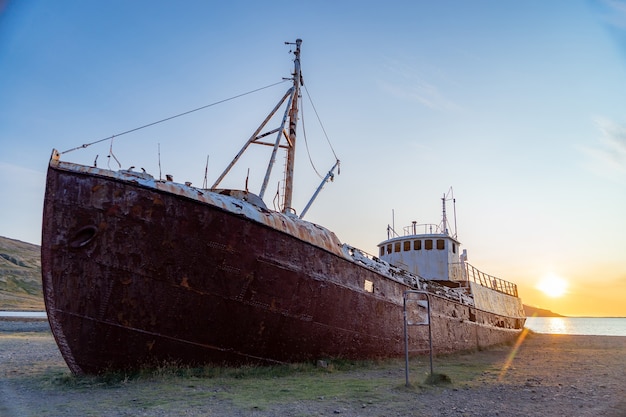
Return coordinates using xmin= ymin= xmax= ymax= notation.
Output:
xmin=1 ymin=0 xmax=625 ymax=316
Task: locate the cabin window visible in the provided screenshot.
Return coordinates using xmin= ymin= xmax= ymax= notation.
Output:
xmin=437 ymin=239 xmax=445 ymax=250
xmin=379 ymin=247 xmax=385 ymax=256
xmin=387 ymin=244 xmax=392 ymax=254
xmin=452 ymin=243 xmax=456 ymax=253
xmin=425 ymin=239 xmax=433 ymax=250
xmin=403 ymin=241 xmax=411 ymax=251
xmin=414 ymin=240 xmax=421 ymax=250
xmin=394 ymin=242 xmax=401 ymax=252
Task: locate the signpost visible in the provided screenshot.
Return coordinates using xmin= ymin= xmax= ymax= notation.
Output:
xmin=403 ymin=290 xmax=433 ymax=387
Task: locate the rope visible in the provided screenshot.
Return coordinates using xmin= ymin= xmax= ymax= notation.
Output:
xmin=303 ymin=84 xmax=339 ymax=161
xmin=61 ymin=80 xmax=289 ymax=154
xmin=300 ymin=95 xmax=323 ymax=179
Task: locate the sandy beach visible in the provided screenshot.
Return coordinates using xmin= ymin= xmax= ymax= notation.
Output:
xmin=1 ymin=320 xmax=624 ymax=417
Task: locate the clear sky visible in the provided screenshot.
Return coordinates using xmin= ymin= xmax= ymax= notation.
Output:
xmin=1 ymin=1 xmax=625 ymax=317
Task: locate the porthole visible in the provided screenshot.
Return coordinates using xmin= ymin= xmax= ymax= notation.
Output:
xmin=69 ymin=225 xmax=98 ymax=248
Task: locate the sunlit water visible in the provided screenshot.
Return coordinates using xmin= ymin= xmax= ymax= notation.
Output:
xmin=0 ymin=311 xmax=47 ymax=318
xmin=1 ymin=313 xmax=624 ymax=336
xmin=525 ymin=317 xmax=626 ymax=336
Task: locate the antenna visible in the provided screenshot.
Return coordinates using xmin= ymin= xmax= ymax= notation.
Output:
xmin=203 ymin=155 xmax=209 ymax=189
xmin=453 ymin=196 xmax=458 ymax=239
xmin=158 ymin=143 xmax=162 ymax=181
xmin=442 ymin=193 xmax=448 ymax=235
xmin=441 ymin=187 xmax=457 ymax=238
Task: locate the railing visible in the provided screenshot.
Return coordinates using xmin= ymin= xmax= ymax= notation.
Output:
xmin=450 ymin=262 xmax=518 ymax=297
xmin=387 ymin=223 xmax=444 ymax=239
xmin=345 ymin=245 xmax=518 ymax=298
xmin=402 ymin=223 xmax=444 ymax=236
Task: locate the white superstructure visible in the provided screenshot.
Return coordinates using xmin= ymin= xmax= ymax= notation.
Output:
xmin=378 ymin=223 xmax=462 ymax=281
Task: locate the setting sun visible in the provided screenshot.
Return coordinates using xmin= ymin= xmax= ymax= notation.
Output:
xmin=537 ymin=274 xmax=569 ymax=298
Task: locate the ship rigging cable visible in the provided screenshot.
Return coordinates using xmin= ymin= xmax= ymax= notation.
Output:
xmin=61 ymin=80 xmax=290 ymax=155
xmin=303 ymin=84 xmax=339 ymax=161
xmin=300 ymin=93 xmax=322 ymax=179
xmin=300 ymin=84 xmax=340 ymax=179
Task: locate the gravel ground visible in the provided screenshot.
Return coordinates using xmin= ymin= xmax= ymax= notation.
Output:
xmin=1 ymin=320 xmax=625 ymax=417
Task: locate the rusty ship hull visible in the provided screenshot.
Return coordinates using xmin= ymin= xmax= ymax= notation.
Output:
xmin=42 ymin=155 xmax=525 ymax=375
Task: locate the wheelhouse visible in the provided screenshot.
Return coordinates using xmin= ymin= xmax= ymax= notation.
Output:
xmin=378 ymin=223 xmax=463 ymax=281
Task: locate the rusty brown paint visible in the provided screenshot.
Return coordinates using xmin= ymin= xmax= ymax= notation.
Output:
xmin=42 ymin=160 xmax=523 ymax=375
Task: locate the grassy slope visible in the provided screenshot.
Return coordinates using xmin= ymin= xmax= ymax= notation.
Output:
xmin=0 ymin=236 xmax=44 ymax=310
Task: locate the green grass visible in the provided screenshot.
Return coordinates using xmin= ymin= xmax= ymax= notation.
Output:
xmin=29 ymin=360 xmax=393 ymax=411
xmin=31 ymin=351 xmax=507 ymax=413
xmin=0 ymin=337 xmax=518 ymax=417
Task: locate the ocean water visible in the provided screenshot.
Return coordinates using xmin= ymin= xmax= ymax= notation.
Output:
xmin=0 ymin=311 xmax=47 ymax=318
xmin=1 ymin=313 xmax=624 ymax=336
xmin=525 ymin=317 xmax=626 ymax=337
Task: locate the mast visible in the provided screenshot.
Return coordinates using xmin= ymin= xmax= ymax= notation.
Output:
xmin=282 ymin=38 xmax=302 ymax=214
xmin=442 ymin=193 xmax=448 ymax=235
xmin=212 ymin=39 xmax=321 ymax=215
xmin=441 ymin=187 xmax=457 ymax=238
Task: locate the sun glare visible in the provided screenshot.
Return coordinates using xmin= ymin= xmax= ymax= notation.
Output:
xmin=536 ymin=274 xmax=568 ymax=298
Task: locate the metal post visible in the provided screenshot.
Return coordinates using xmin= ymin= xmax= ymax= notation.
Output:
xmin=299 ymin=159 xmax=339 ymax=219
xmin=427 ymin=295 xmax=434 ymax=376
xmin=403 ymin=290 xmax=433 ymax=387
xmin=403 ymin=294 xmax=410 ymax=387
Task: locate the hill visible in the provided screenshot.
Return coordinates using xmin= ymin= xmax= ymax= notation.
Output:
xmin=524 ymin=304 xmax=565 ymax=317
xmin=0 ymin=236 xmax=44 ymax=310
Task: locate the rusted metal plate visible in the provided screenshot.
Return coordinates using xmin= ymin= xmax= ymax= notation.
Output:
xmin=42 ymin=159 xmax=524 ymax=375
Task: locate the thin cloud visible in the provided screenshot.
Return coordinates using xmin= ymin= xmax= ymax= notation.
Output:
xmin=599 ymin=0 xmax=626 ymax=30
xmin=597 ymin=0 xmax=626 ymax=58
xmin=0 ymin=163 xmax=45 ymax=189
xmin=378 ymin=58 xmax=460 ymax=111
xmin=578 ymin=117 xmax=626 ymax=180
